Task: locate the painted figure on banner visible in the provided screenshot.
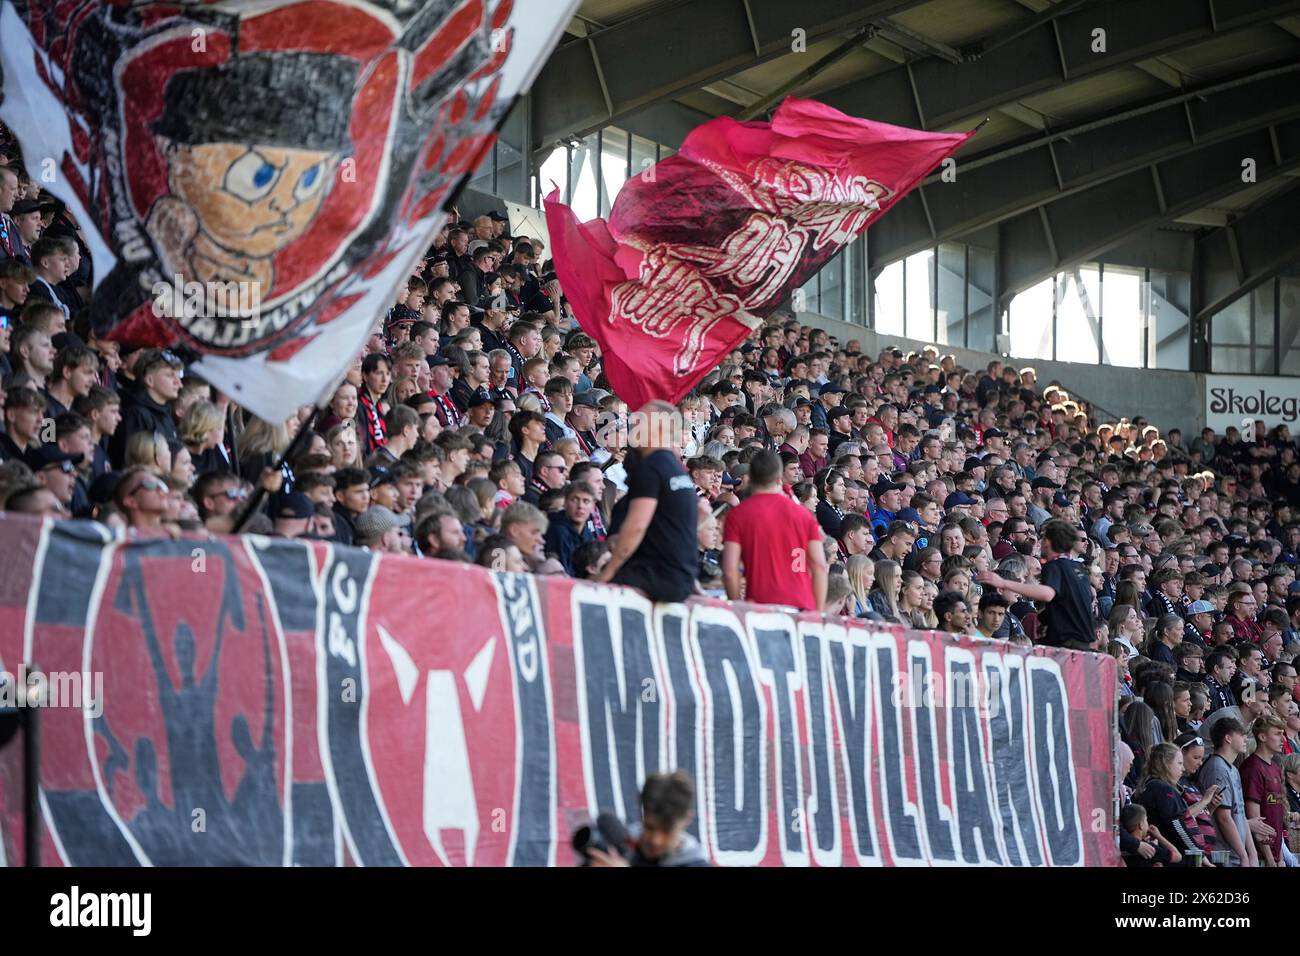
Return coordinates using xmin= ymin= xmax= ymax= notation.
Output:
xmin=147 ymin=53 xmax=353 ymax=294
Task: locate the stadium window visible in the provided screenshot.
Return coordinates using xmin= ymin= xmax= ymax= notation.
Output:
xmin=1008 ymin=275 xmax=1054 ymax=361
xmin=847 ymin=237 xmax=866 ymax=325
xmin=1212 ymin=295 xmax=1250 ymax=344
xmin=538 ymin=145 xmax=569 ymax=205
xmin=965 ymin=246 xmax=995 ymax=351
xmin=467 ymin=141 xmax=496 ymax=197
xmin=1211 ymin=345 xmax=1252 ymax=373
xmin=936 ymin=243 xmax=965 ymax=346
xmin=495 ymin=108 xmax=527 ymax=204
xmin=1148 ymin=269 xmax=1191 ymax=370
xmin=1055 ymin=264 xmax=1101 ymax=364
xmin=1100 ymin=263 xmax=1142 ymax=368
xmin=820 ymin=250 xmax=845 ymax=321
xmin=1281 ymin=276 xmax=1300 ymax=375
xmin=569 ymin=132 xmax=602 ymax=221
xmin=1253 ymin=281 xmax=1276 ymax=374
xmin=599 ymin=127 xmax=629 ymax=217
xmin=904 ymin=249 xmax=935 ymax=341
xmin=630 ymin=134 xmax=657 ymax=191
xmin=1210 ymin=296 xmax=1252 ymax=373
xmin=873 ymin=260 xmax=904 ymax=335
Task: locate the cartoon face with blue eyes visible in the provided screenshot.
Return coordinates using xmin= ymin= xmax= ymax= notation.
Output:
xmin=149 ymin=139 xmax=342 ymax=289
xmin=221 ymin=149 xmax=327 ymax=210
xmin=175 ymin=143 xmax=339 ymax=258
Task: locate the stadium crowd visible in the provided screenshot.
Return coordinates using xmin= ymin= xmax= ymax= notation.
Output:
xmin=1 ymin=122 xmax=1298 ymax=867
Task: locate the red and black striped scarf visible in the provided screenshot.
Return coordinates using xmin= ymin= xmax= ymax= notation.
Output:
xmin=433 ymin=390 xmax=462 ymax=428
xmin=358 ymin=389 xmax=387 ymax=455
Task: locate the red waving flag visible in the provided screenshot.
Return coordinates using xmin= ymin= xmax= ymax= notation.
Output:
xmin=545 ymin=98 xmax=973 ymax=409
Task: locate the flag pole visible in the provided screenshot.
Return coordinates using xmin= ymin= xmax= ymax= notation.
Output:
xmin=222 ymin=0 xmax=569 ymax=537
xmin=230 ymin=404 xmax=325 ymax=533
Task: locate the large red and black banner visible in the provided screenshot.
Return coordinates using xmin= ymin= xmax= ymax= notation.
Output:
xmin=0 ymin=516 xmax=1119 ymax=866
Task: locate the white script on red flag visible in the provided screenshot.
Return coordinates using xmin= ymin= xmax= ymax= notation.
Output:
xmin=610 ymin=160 xmax=894 ymax=378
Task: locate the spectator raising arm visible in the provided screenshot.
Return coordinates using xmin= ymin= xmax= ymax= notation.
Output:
xmin=976 ymin=570 xmax=1055 ymax=603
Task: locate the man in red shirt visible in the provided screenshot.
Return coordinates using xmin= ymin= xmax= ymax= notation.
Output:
xmin=722 ymin=450 xmax=827 ymax=611
xmin=1241 ymin=713 xmax=1288 ymax=866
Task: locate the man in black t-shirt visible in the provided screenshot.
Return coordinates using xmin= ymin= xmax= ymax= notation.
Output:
xmin=599 ymin=400 xmax=698 ymax=603
xmin=977 ymin=519 xmax=1096 ymax=648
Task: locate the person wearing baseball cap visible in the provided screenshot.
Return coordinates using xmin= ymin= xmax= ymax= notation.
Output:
xmin=826 ymin=405 xmax=855 ymax=454
xmin=1185 ymin=599 xmax=1216 ymax=643
xmin=963 ymin=457 xmax=987 ymax=486
xmin=787 ymin=395 xmax=813 ymax=429
xmin=812 ymin=382 xmax=843 ymax=431
xmin=1050 ymin=490 xmax=1077 ymax=521
xmin=869 ymin=478 xmax=903 ymax=535
xmin=353 ymin=505 xmax=411 ymax=553
xmin=271 ymin=491 xmax=315 ymax=539
xmin=112 ymin=347 xmax=183 ymax=462
xmin=465 ymin=390 xmax=495 ymax=430
xmin=8 ymin=196 xmax=43 ymax=262
xmin=1028 ymin=477 xmax=1057 ymax=527
xmin=944 ymin=490 xmax=978 ymax=519
xmin=26 ymin=443 xmax=82 ymax=511
xmin=982 ymin=427 xmax=1008 ymax=457
xmin=567 ymin=390 xmax=608 ymax=465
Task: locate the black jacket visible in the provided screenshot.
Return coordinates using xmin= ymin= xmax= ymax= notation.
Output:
xmin=1201 ymin=674 xmax=1234 ymax=714
xmin=113 ymin=390 xmax=177 ymax=465
xmin=544 ymin=518 xmax=595 ymax=576
xmin=332 ymin=503 xmax=357 ymax=547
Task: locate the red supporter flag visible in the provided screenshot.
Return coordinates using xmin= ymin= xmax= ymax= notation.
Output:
xmin=546 ymin=98 xmax=974 ymax=408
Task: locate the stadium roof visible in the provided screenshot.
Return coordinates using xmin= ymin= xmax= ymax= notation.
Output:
xmin=531 ymin=0 xmax=1300 ymax=305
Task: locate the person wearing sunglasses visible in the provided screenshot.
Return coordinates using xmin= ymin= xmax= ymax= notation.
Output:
xmin=113 ymin=464 xmax=169 ymax=531
xmin=3 ymin=483 xmax=66 ymax=518
xmin=25 ymin=442 xmax=81 ymax=511
xmin=190 ymin=469 xmax=247 ymax=530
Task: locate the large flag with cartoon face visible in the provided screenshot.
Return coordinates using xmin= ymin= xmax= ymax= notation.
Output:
xmin=0 ymin=0 xmax=577 ymax=420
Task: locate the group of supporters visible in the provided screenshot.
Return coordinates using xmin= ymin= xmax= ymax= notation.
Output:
xmin=3 ymin=122 xmax=1299 ymax=868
